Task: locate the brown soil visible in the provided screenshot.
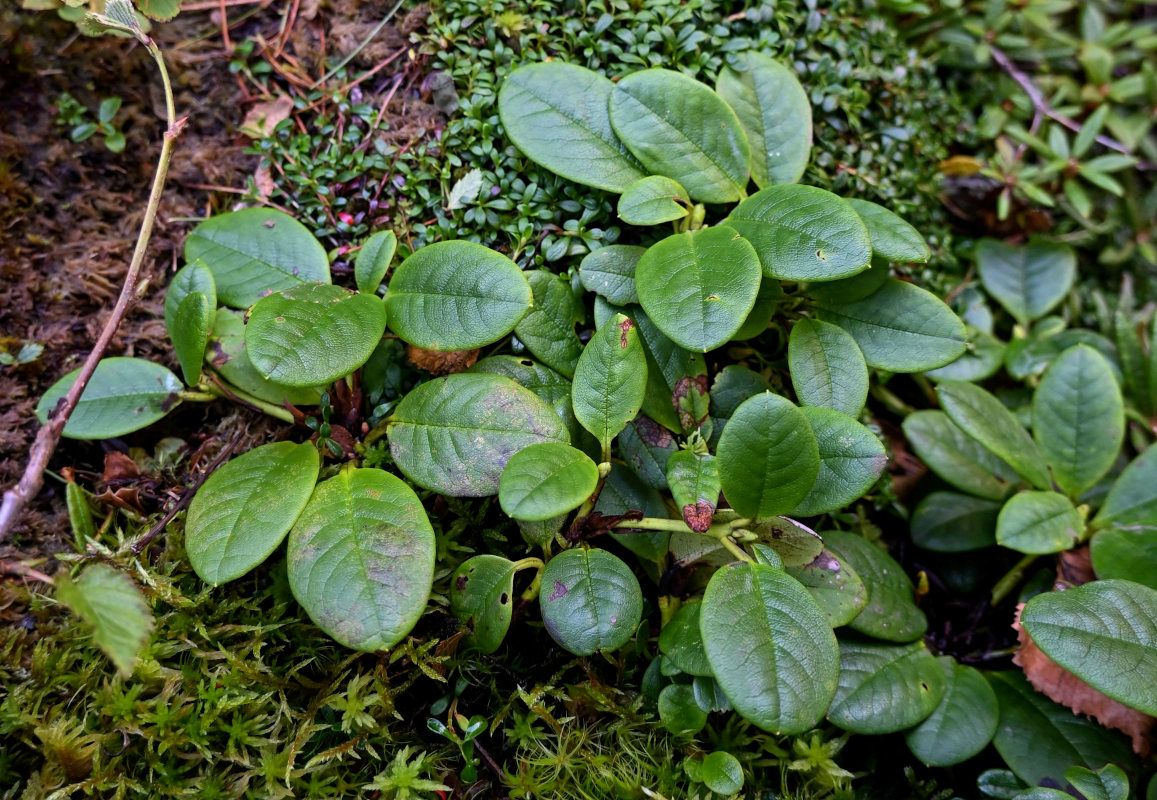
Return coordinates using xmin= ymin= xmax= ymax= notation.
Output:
xmin=0 ymin=1 xmax=437 ymax=559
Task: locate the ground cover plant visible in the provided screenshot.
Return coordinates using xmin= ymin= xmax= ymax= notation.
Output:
xmin=4 ymin=0 xmax=1157 ymax=798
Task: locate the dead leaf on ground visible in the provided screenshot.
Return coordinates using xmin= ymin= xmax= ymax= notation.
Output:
xmin=94 ymin=487 xmax=145 ymax=515
xmin=1014 ymin=603 xmax=1155 ymax=756
xmin=239 ymin=95 xmax=295 ymax=139
xmin=103 ymin=452 xmax=140 ymax=484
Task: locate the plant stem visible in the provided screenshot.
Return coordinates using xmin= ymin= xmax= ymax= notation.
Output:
xmin=990 ymin=553 xmax=1040 ymax=606
xmin=614 ymin=517 xmax=691 ymax=533
xmin=0 ymin=32 xmax=182 ymax=545
xmin=180 ymin=390 xmax=218 ymax=403
xmin=203 ymin=375 xmax=296 ymax=423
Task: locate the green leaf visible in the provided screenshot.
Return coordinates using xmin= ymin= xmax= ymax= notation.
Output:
xmin=184 ymin=208 xmax=330 ymax=308
xmin=1033 ymin=345 xmax=1124 ymax=498
xmin=1066 ymin=764 xmax=1131 ymax=800
xmin=788 ymin=318 xmax=869 ymax=417
xmin=354 ymin=230 xmax=396 ymax=295
xmin=539 ymin=548 xmax=643 ymax=655
xmin=66 ymin=481 xmax=96 ymax=550
xmin=171 ymin=291 xmax=211 ymax=386
xmin=186 ymin=441 xmax=320 ymax=585
xmin=515 ymin=270 xmax=585 ymax=377
xmin=658 ymin=684 xmax=707 ymax=734
xmin=734 ymin=513 xmax=824 ymax=567
xmin=701 ymin=751 xmax=744 ymax=796
xmin=1091 ymin=528 xmax=1157 ymax=590
xmin=37 ymin=357 xmax=183 ymax=440
xmin=717 ymin=393 xmax=819 ymax=518
xmin=976 ymin=239 xmax=1077 ymax=326
xmin=987 ymin=671 xmax=1137 ymax=788
xmin=450 ymin=554 xmax=516 ymax=654
xmin=978 ymin=769 xmax=1027 ymax=799
xmin=617 ymin=175 xmax=690 ymax=226
xmin=666 ymin=451 xmax=720 ymax=533
xmin=731 ymin=276 xmax=783 ymax=340
xmin=904 ymin=659 xmax=998 ymax=767
xmin=996 ymin=491 xmax=1083 ymax=555
xmin=708 ymin=365 xmax=770 ymax=446
xmin=700 ymin=562 xmax=839 ymax=734
xmin=784 ymin=548 xmax=868 ymax=628
xmin=633 ymin=306 xmax=707 ymax=433
xmin=137 ymin=0 xmax=180 ymax=21
xmin=618 ymin=415 xmax=678 ymax=490
xmin=814 ymin=279 xmax=967 ymax=372
xmin=726 ymin=185 xmax=871 ymax=281
xmin=609 ymin=69 xmax=749 ymax=204
xmin=498 ymin=62 xmax=645 ymax=193
xmin=55 ymin=564 xmax=153 ymax=677
xmin=636 ymin=227 xmax=761 ymax=352
xmin=164 ymin=259 xmax=216 ymax=333
xmin=469 ymin=355 xmax=586 ymax=448
xmin=926 ymin=326 xmax=1007 ymax=383
xmin=246 ymin=283 xmax=387 ymax=387
xmin=579 ymin=245 xmax=643 ymax=306
xmin=598 ymin=466 xmax=672 ymax=562
xmin=572 ymin=313 xmax=647 ymax=451
xmin=206 ymin=309 xmax=324 ymax=407
xmin=1021 ymin=580 xmax=1157 ymax=715
xmin=385 ymin=240 xmax=531 ymax=351
xmin=288 ymin=467 xmax=435 ymax=652
xmin=1095 ymin=444 xmax=1157 ymax=530
xmin=845 ymin=198 xmax=930 ymax=263
xmin=824 ymin=529 xmax=927 ymax=642
xmin=790 ymin=407 xmax=886 ymax=516
xmin=805 ymin=255 xmax=890 ymax=305
xmin=659 ymin=599 xmax=713 ymax=677
xmin=937 ymin=381 xmax=1052 ymax=490
xmin=499 ymin=442 xmax=598 ymax=522
xmin=388 ymin=373 xmax=568 ymax=496
xmin=715 ymin=51 xmax=811 ymax=188
xmin=911 ymin=492 xmax=1000 ymax=552
xmin=902 ymin=410 xmax=1019 ymax=501
xmin=827 ymin=641 xmax=946 ymax=734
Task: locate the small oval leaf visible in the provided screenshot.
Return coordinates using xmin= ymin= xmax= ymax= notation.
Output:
xmin=905 ymin=659 xmax=999 ymax=767
xmin=514 ymin=270 xmax=585 ymax=378
xmin=658 ymin=599 xmax=713 ymax=677
xmin=911 ymin=491 xmax=1000 ymax=552
xmin=788 ymin=318 xmax=869 ymax=417
xmin=171 ymin=291 xmax=212 ymax=386
xmin=36 ymin=357 xmax=183 ymax=440
xmin=450 ymin=554 xmax=516 ymax=654
xmin=845 ymin=198 xmax=930 ymax=263
xmin=902 ymin=410 xmax=1019 ymax=501
xmin=539 ymin=548 xmax=643 ymax=656
xmin=499 ymin=442 xmax=598 ymax=522
xmin=790 ymin=407 xmax=886 ymax=517
xmin=354 ymin=230 xmax=396 ymax=295
xmin=617 ymin=175 xmax=690 ymax=226
xmin=827 ymin=641 xmax=946 ymax=734
xmin=824 ymin=529 xmax=927 ymax=642
xmin=164 ymin=259 xmax=216 ymax=333
xmin=996 ymin=491 xmax=1083 ymax=555
xmin=579 ymin=245 xmax=644 ymax=306
xmin=976 ymin=239 xmax=1077 ymax=326
xmin=572 ymin=313 xmax=648 ymax=451
xmin=784 ymin=548 xmax=868 ymax=628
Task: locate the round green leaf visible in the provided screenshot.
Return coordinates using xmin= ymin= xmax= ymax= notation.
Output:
xmin=287 ymin=466 xmax=435 ymax=652
xmin=1091 ymin=528 xmax=1157 ymax=590
xmin=700 ymin=562 xmax=839 ymax=735
xmin=184 ymin=208 xmax=330 ymax=308
xmin=617 ymin=175 xmax=690 ymax=226
xmin=845 ymin=198 xmax=930 ymax=263
xmin=499 ymin=442 xmax=598 ymax=521
xmin=1095 ymin=444 xmax=1157 ymax=530
xmin=388 ymin=373 xmax=568 ymax=497
xmin=996 ymin=491 xmax=1083 ymax=555
xmin=911 ymin=491 xmax=1000 ymax=552
xmin=246 ymin=283 xmax=387 ymax=387
xmin=814 ymin=279 xmax=967 ymax=372
xmin=658 ymin=599 xmax=712 ymax=677
xmin=539 ymin=548 xmax=643 ymax=656
xmin=905 ymin=659 xmax=999 ymax=767
xmin=450 ymin=554 xmax=516 ymax=654
xmin=1033 ymin=345 xmax=1124 ymax=498
xmin=736 ymin=514 xmax=824 ymax=567
xmin=514 ymin=270 xmax=585 ymax=378
xmin=902 ymin=410 xmax=1019 ymax=501
xmin=715 ymin=51 xmax=811 ymax=188
xmin=579 ymin=245 xmax=644 ymax=306
xmin=666 ymin=451 xmax=720 ymax=533
xmin=805 ymin=255 xmax=890 ymax=305
xmin=205 ymin=309 xmax=324 ymax=407
xmin=498 ymin=62 xmax=645 ymax=193
xmin=725 ymin=185 xmax=871 ymax=281
xmin=1021 ymin=580 xmax=1157 ymax=715
xmin=658 ymin=684 xmax=707 ymax=734
xmin=171 ymin=291 xmax=212 ymax=386
xmin=354 ymin=229 xmax=396 ymax=295
xmin=708 ymin=365 xmax=770 ymax=444
xmin=827 ymin=641 xmax=946 ymax=734
xmin=790 ymin=407 xmax=886 ymax=517
xmin=619 ymin=415 xmax=678 ymax=490
xmin=37 ymin=357 xmax=183 ymax=440
xmin=469 ymin=355 xmax=583 ymax=446
xmin=164 ymin=259 xmax=216 ymax=333
xmin=976 ymin=239 xmax=1077 ymax=326
xmin=731 ymin=276 xmax=783 ymax=340
xmin=701 ymin=751 xmax=744 ymax=796
xmin=635 ymin=227 xmax=761 ymax=353
xmin=824 ymin=529 xmax=927 ymax=642
xmin=1066 ymin=764 xmax=1132 ymax=800
xmin=186 ymin=441 xmax=319 ymax=585
xmin=693 ymin=676 xmax=733 ymax=713
xmin=937 ymin=381 xmax=1052 ymax=491
xmin=717 ymin=393 xmax=819 ymax=519
xmin=987 ymin=670 xmax=1137 ymax=789
xmin=926 ymin=326 xmax=1006 ymax=384
xmin=784 ymin=548 xmax=867 ymax=628
xmin=385 ymin=240 xmax=532 ymax=351
xmin=609 ymin=68 xmax=750 ymax=204
xmin=572 ymin=313 xmax=648 ymax=450
xmin=788 ymin=318 xmax=869 ymax=417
